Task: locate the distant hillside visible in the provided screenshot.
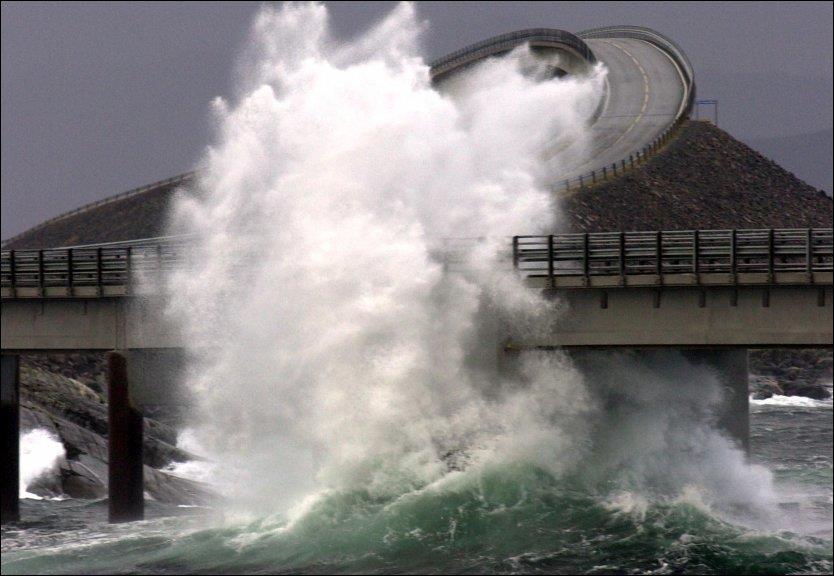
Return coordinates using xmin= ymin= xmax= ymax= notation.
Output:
xmin=3 ymin=120 xmax=832 ymax=250
xmin=2 ymin=175 xmax=191 ymax=249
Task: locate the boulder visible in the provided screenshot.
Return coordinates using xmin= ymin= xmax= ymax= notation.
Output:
xmin=781 ymin=380 xmax=832 ymax=400
xmin=749 ymin=375 xmax=783 ymax=400
xmin=748 ymin=349 xmax=833 ymax=399
xmin=61 ymin=458 xmax=107 ymax=499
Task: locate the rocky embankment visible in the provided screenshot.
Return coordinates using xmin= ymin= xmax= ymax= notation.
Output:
xmin=748 ymin=349 xmax=833 ymax=400
xmin=19 ymin=354 xmax=214 ymax=504
xmin=18 ymin=347 xmax=831 ymax=504
xmin=564 ymin=120 xmax=832 ymax=231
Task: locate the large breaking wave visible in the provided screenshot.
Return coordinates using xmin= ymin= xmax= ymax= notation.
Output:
xmin=1 ymin=4 xmax=831 ymax=575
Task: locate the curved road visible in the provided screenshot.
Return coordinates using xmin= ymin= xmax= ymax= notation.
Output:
xmin=556 ymin=34 xmax=689 ymax=183
xmin=431 ymin=26 xmax=694 ymax=190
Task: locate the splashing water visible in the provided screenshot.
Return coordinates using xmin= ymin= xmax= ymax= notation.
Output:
xmin=20 ymin=429 xmax=65 ymax=500
xmin=166 ymin=1 xmax=604 ymax=513
xmin=1 ymin=4 xmax=830 ymax=574
xmin=155 ymin=0 xmax=830 ymax=541
xmin=163 ymin=0 xmax=804 ymax=528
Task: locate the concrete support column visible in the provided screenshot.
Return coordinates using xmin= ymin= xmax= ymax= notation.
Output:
xmin=683 ymin=349 xmax=750 ymax=454
xmin=126 ymin=348 xmax=188 ymax=424
xmin=1 ymin=354 xmax=20 ymax=524
xmin=108 ymin=351 xmax=144 ymax=523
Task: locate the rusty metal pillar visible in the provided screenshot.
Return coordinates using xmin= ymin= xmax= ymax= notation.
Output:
xmin=1 ymin=354 xmax=20 ymax=524
xmin=107 ymin=351 xmax=144 ymax=523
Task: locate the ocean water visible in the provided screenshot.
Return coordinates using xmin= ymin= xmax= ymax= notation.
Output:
xmin=2 ymin=394 xmax=831 ymax=575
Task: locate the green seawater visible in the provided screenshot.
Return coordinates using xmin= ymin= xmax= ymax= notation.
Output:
xmin=2 ymin=400 xmax=831 ymax=575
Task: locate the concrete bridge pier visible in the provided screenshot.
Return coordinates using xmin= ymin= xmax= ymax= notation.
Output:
xmin=126 ymin=348 xmax=188 ymax=425
xmin=1 ymin=354 xmax=20 ymax=524
xmin=682 ymin=349 xmax=750 ymax=454
xmin=107 ymin=351 xmax=144 ymax=523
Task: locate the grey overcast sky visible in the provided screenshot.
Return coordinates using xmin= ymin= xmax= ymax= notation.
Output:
xmin=2 ymin=1 xmax=832 ymax=240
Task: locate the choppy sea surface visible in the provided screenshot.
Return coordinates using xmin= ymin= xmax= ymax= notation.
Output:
xmin=2 ymin=394 xmax=831 ymax=575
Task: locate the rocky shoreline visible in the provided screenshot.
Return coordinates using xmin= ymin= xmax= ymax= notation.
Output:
xmin=748 ymin=349 xmax=833 ymax=400
xmin=19 ymin=354 xmax=215 ymax=504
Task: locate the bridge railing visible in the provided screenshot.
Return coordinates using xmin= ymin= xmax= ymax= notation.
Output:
xmin=0 ymin=236 xmax=189 ymax=296
xmin=2 ymin=228 xmax=831 ymax=297
xmin=513 ymin=228 xmax=833 ymax=286
xmin=429 ymin=28 xmax=596 ymax=81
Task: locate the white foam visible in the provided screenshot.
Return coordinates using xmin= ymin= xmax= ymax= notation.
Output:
xmin=164 ymin=1 xmax=604 ymax=513
xmin=20 ymin=428 xmax=65 ymax=499
xmin=750 ymin=394 xmax=832 ymax=409
xmin=158 ymin=2 xmax=791 ymax=532
xmin=163 ymin=428 xmax=218 ymax=484
xmin=603 ymin=491 xmax=649 ymax=521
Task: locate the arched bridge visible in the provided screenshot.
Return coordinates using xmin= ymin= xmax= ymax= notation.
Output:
xmin=431 ymin=26 xmax=695 ymax=191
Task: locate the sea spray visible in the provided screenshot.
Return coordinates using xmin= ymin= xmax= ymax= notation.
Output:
xmin=572 ymin=350 xmax=779 ymax=526
xmin=166 ymin=1 xmax=604 ymax=513
xmin=166 ymin=0 xmax=787 ymax=533
xmin=2 ymin=5 xmax=831 ymax=574
xmin=20 ymin=428 xmax=65 ymax=499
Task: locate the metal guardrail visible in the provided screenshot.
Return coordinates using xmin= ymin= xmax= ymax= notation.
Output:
xmin=579 ymin=25 xmax=696 ymax=125
xmin=1 ymin=236 xmax=187 ymax=297
xmin=3 ymin=28 xmax=694 ymax=255
xmin=553 ymin=120 xmax=683 ymax=192
xmin=429 ymin=26 xmax=697 ymax=194
xmin=578 ymin=26 xmax=694 ymax=95
xmin=513 ymin=229 xmax=833 ymax=287
xmin=429 ymin=28 xmax=596 ymax=80
xmin=2 ymin=229 xmax=831 ymax=298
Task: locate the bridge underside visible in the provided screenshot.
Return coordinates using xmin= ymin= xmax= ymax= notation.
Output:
xmin=512 ymin=284 xmax=833 ymax=349
xmin=1 ymin=284 xmax=831 ymax=352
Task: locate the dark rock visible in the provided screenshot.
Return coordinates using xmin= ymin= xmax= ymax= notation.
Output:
xmin=20 ymin=406 xmax=61 ymax=436
xmin=18 ymin=357 xmax=214 ymax=505
xmin=144 ymin=467 xmax=215 ymax=506
xmin=61 ymin=459 xmax=107 ymax=499
xmin=20 ymin=358 xmax=198 ymax=467
xmin=749 ymin=349 xmax=833 ymax=399
xmin=749 ymin=375 xmax=783 ymax=400
xmin=781 ymin=380 xmax=832 ymax=400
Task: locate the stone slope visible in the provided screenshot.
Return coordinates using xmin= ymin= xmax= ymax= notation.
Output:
xmin=563 ymin=120 xmax=832 ymax=232
xmin=2 ymin=176 xmax=187 ymax=249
